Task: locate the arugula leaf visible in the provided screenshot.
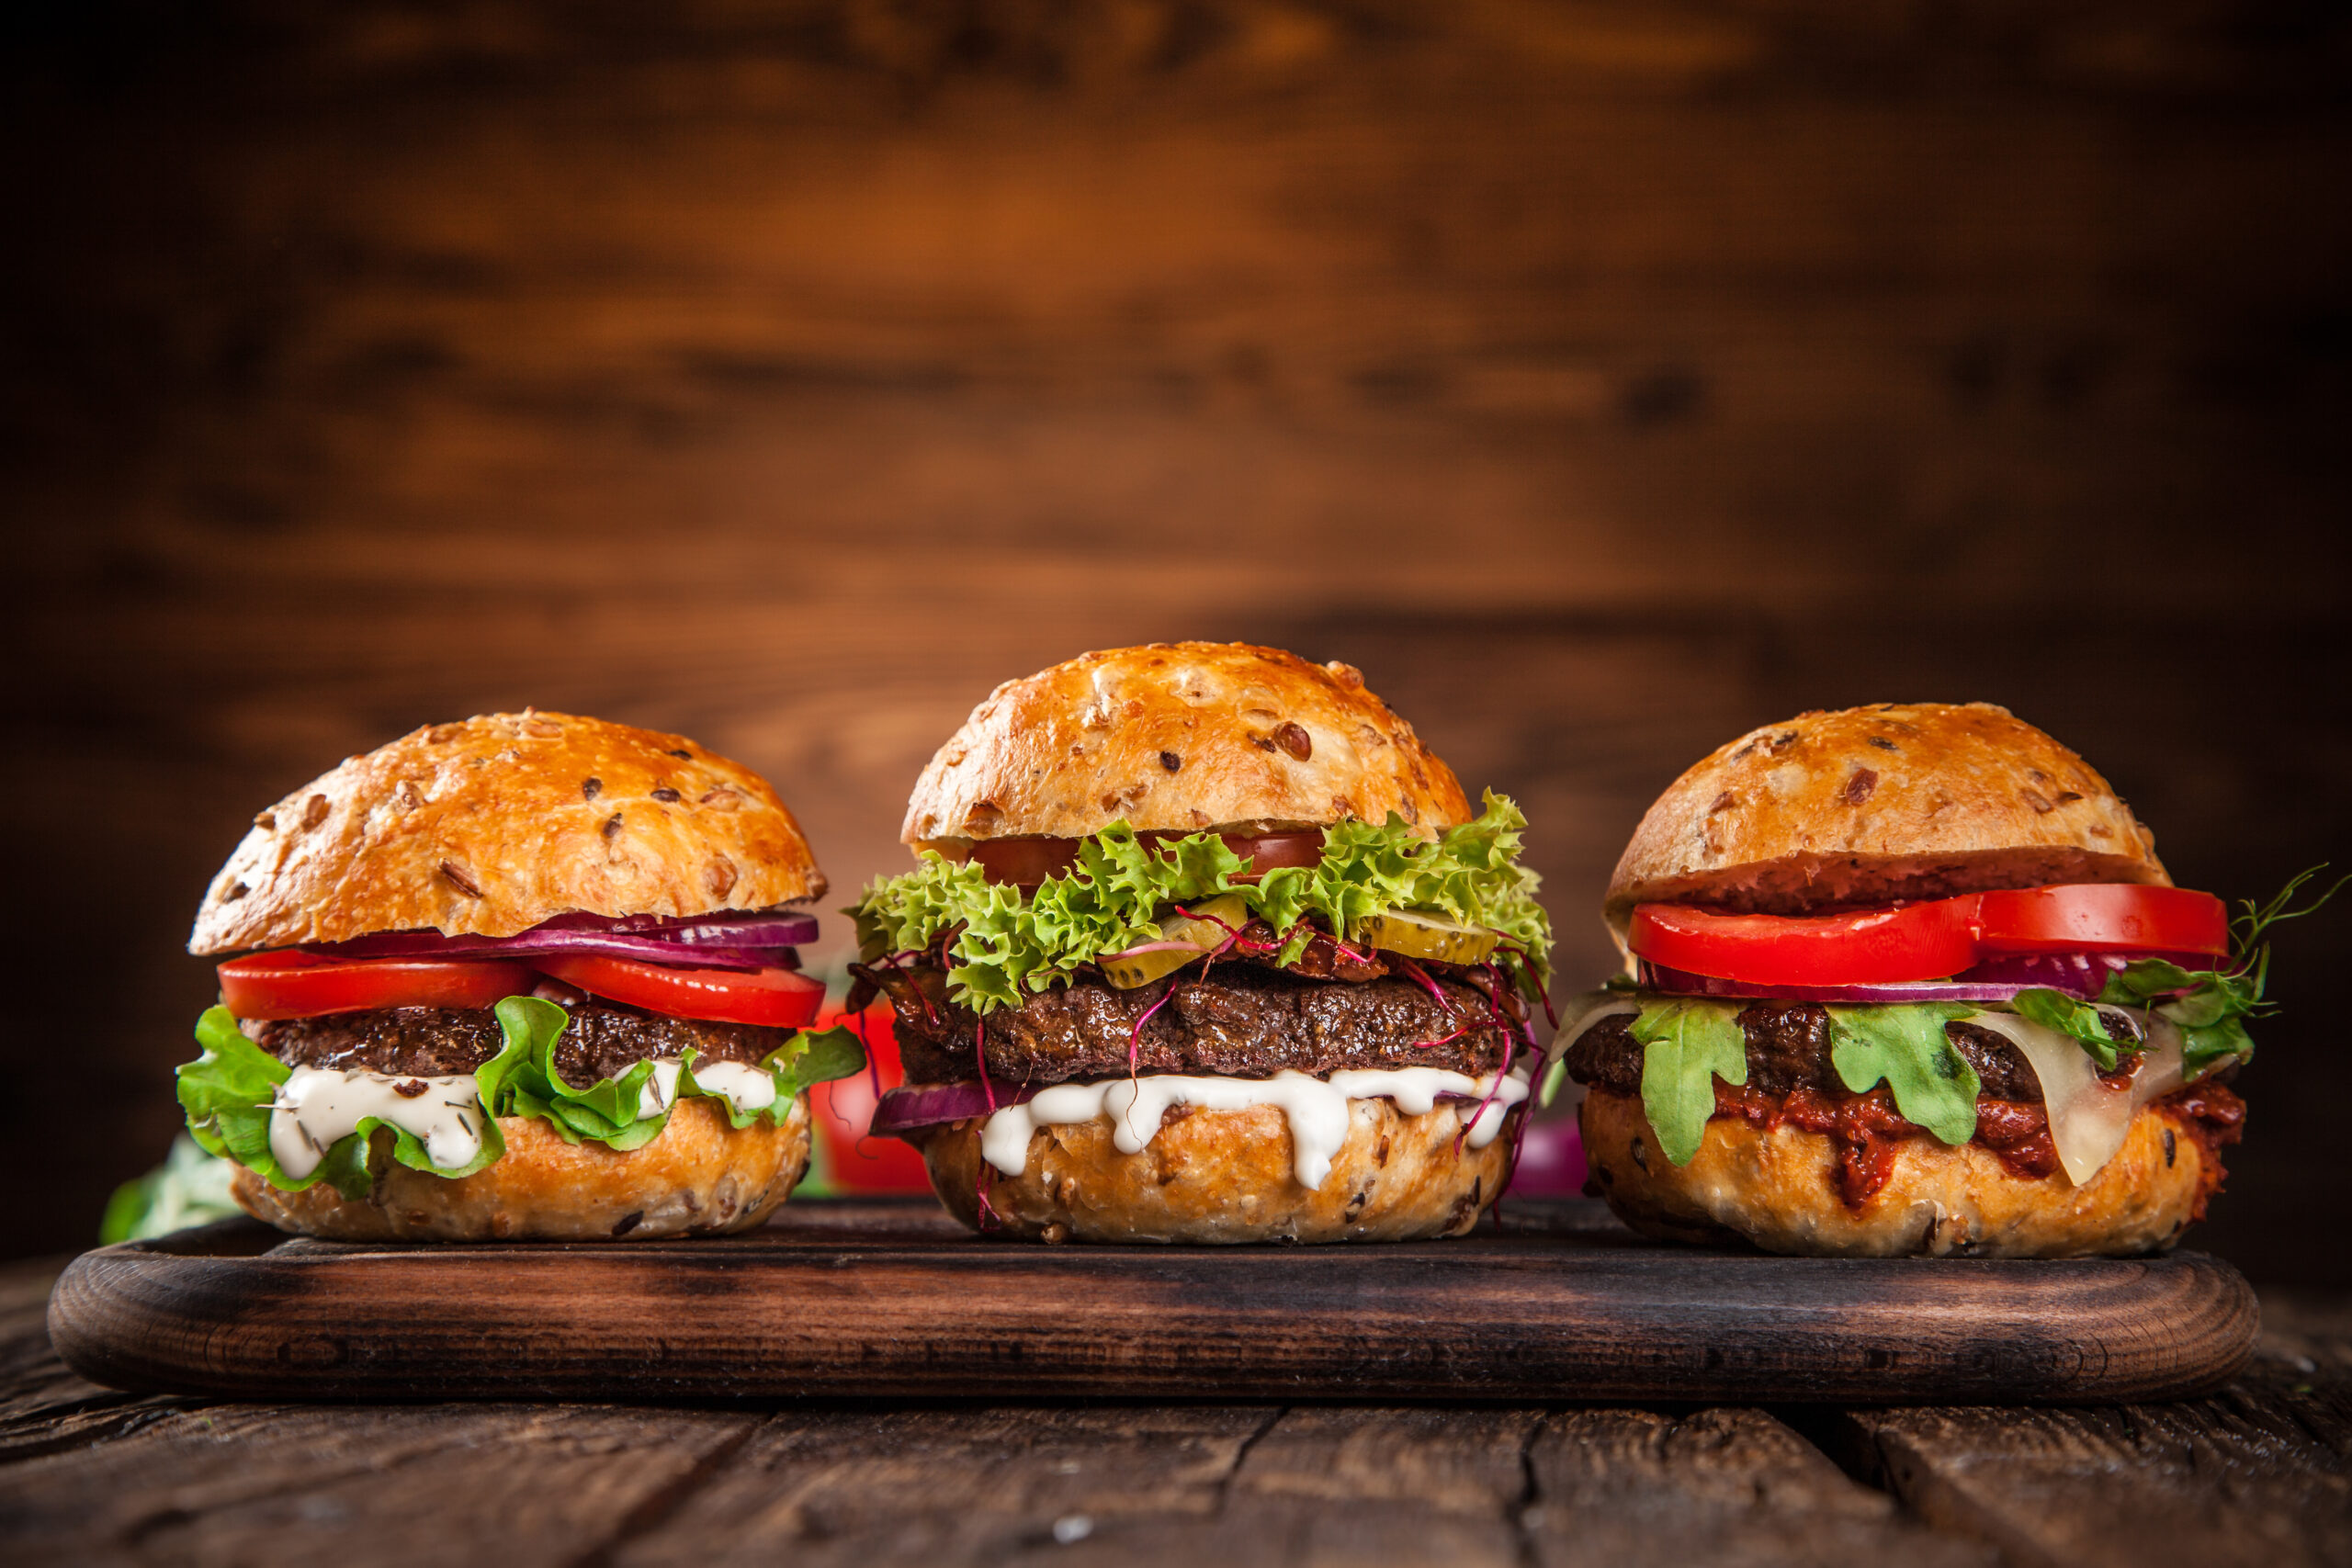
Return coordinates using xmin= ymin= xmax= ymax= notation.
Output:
xmin=1630 ymin=999 xmax=1747 ymax=1167
xmin=2091 ymin=865 xmax=2346 ymax=1079
xmin=2009 ymin=988 xmax=2128 ymax=1072
xmin=1825 ymin=1004 xmax=1981 ymax=1145
xmin=850 ymin=790 xmax=1554 ymax=1011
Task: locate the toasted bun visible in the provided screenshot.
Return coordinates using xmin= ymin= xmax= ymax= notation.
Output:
xmin=912 ymin=1098 xmax=1517 ymax=1243
xmin=191 ymin=711 xmax=824 ymax=953
xmin=1605 ymin=702 xmax=2165 ymax=938
xmin=227 ymin=1097 xmax=809 ymax=1241
xmin=1579 ymin=1089 xmax=2203 ymax=1258
xmin=901 ymin=643 xmax=1470 ymax=853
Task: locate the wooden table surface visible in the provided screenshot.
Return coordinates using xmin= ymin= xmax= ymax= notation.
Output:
xmin=5 ymin=1255 xmax=2346 ymax=1567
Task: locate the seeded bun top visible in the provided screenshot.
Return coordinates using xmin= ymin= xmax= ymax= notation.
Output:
xmin=901 ymin=642 xmax=1470 ymax=855
xmin=190 ymin=711 xmax=825 ymax=954
xmin=1603 ymin=702 xmax=2166 ymax=939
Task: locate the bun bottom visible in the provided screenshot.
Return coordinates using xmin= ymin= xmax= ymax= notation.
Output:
xmin=230 ymin=1097 xmax=809 ymax=1242
xmin=912 ymin=1097 xmax=1520 ymax=1244
xmin=1579 ymin=1088 xmax=2206 ymax=1258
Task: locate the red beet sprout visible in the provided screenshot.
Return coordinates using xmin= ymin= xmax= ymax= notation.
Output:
xmin=1127 ymin=981 xmax=1180 ymax=1079
xmin=974 ymin=1016 xmax=998 ymax=1112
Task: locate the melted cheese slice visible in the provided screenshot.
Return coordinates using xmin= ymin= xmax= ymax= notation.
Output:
xmin=1961 ymin=1010 xmax=2185 ymax=1185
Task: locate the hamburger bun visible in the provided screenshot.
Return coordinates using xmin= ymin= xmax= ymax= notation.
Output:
xmin=902 ymin=641 xmax=1469 ymax=852
xmin=1579 ymin=1088 xmax=2206 ymax=1258
xmin=188 ymin=710 xmax=836 ymax=1244
xmin=912 ymin=1098 xmax=1521 ymax=1244
xmin=192 ymin=710 xmax=824 ymax=954
xmin=1604 ymin=702 xmax=2165 ymax=941
xmin=229 ymin=1097 xmax=810 ymax=1242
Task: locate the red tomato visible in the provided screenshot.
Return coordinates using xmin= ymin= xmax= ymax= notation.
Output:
xmin=1976 ymin=885 xmax=2229 ymax=957
xmin=807 ymin=1003 xmax=935 ymax=1194
xmin=219 ymin=951 xmax=536 ymax=1021
xmin=533 ymin=954 xmax=823 ymax=1028
xmin=1628 ymin=897 xmax=1984 ymax=986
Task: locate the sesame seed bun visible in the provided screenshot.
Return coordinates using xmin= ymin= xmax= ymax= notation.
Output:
xmin=910 ymin=1098 xmax=1519 ymax=1244
xmin=901 ymin=643 xmax=1469 ymax=853
xmin=190 ymin=710 xmax=825 ymax=953
xmin=1604 ymin=702 xmax=2165 ymax=940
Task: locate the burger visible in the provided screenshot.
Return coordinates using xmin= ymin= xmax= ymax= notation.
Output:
xmin=848 ymin=642 xmax=1555 ymax=1244
xmin=1554 ymin=702 xmax=2282 ymax=1258
xmin=176 ymin=711 xmax=864 ymax=1241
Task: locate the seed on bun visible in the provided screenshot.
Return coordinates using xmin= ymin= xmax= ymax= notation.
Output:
xmin=858 ymin=643 xmax=1552 ymax=1245
xmin=173 ymin=712 xmax=862 ymax=1243
xmin=1560 ymin=701 xmax=2257 ymax=1258
xmin=1604 ymin=702 xmax=2165 ymax=941
xmin=903 ymin=641 xmax=1471 ymax=851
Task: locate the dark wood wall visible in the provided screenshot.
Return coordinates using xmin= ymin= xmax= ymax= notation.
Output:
xmin=6 ymin=2 xmax=2347 ymax=1274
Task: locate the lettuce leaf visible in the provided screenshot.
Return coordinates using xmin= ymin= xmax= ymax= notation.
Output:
xmin=1630 ymin=998 xmax=1747 ymax=1167
xmin=178 ymin=998 xmax=865 ymax=1192
xmin=851 ymin=790 xmax=1553 ymax=1011
xmin=1826 ymin=1003 xmax=1982 ymax=1145
xmin=100 ymin=1134 xmax=243 ymax=1244
xmin=177 ymin=1003 xmax=508 ymax=1199
xmin=2008 ymin=988 xmax=2129 ymax=1071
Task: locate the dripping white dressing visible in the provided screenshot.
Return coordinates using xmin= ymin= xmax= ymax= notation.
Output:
xmin=637 ymin=1057 xmax=777 ymax=1120
xmin=977 ymin=1066 xmax=1532 ymax=1190
xmin=268 ymin=1068 xmax=484 ymax=1179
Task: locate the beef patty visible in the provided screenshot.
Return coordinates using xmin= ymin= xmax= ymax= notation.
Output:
xmin=866 ymin=961 xmax=1524 ymax=1087
xmin=248 ymin=997 xmax=790 ymax=1085
xmin=1564 ymin=998 xmax=2159 ymax=1102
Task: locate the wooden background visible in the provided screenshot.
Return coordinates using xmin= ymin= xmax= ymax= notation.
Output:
xmin=4 ymin=2 xmax=2346 ymax=1273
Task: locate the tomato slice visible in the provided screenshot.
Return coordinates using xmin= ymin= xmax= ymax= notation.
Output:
xmin=1628 ymin=897 xmax=1983 ymax=986
xmin=971 ymin=829 xmax=1326 ymax=887
xmin=806 ymin=1003 xmax=935 ymax=1194
xmin=534 ymin=953 xmax=823 ymax=1028
xmin=220 ymin=951 xmax=536 ymax=1021
xmin=1976 ymin=885 xmax=2229 ymax=957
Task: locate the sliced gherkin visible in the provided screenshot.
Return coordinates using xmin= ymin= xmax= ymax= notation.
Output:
xmin=1351 ymin=908 xmax=1500 ymax=966
xmin=1099 ymin=893 xmax=1250 ymax=988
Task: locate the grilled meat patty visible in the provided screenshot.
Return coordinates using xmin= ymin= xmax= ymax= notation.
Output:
xmin=247 ymin=997 xmax=789 ymax=1084
xmin=867 ymin=960 xmax=1524 ymax=1088
xmin=1564 ymin=999 xmax=2157 ymax=1102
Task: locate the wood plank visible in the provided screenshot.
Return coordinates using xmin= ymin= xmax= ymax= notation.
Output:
xmin=1837 ymin=1341 xmax=2352 ymax=1568
xmin=1525 ymin=1408 xmax=1996 ymax=1567
xmin=610 ymin=1405 xmax=1277 ymax=1568
xmin=0 ymin=1399 xmax=760 ymax=1567
xmin=44 ymin=1200 xmax=2259 ymax=1404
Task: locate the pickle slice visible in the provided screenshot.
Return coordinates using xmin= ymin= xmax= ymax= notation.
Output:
xmin=1351 ymin=908 xmax=1500 ymax=966
xmin=1099 ymin=893 xmax=1250 ymax=988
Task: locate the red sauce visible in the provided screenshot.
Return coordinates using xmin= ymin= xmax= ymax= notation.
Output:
xmin=1703 ymin=1079 xmax=2227 ymax=1210
xmin=2154 ymin=1080 xmax=2246 ymax=1219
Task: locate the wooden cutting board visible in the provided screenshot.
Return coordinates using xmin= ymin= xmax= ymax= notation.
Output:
xmin=47 ymin=1197 xmax=2256 ymax=1404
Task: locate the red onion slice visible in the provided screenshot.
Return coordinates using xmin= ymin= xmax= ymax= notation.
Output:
xmin=529 ymin=909 xmax=820 ymax=946
xmin=309 ymin=928 xmax=798 ymax=972
xmin=1635 ymin=953 xmax=2199 ymax=1004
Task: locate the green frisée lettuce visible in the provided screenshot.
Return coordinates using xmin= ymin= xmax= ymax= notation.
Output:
xmin=176 ymin=997 xmax=865 ymax=1198
xmin=851 ymin=790 xmax=1553 ymax=1012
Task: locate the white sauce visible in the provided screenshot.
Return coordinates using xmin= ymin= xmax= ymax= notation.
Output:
xmin=978 ymin=1067 xmax=1532 ymax=1190
xmin=638 ymin=1057 xmax=777 ymax=1120
xmin=268 ymin=1067 xmax=484 ymax=1179
xmin=1962 ymin=1009 xmax=2185 ymax=1186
